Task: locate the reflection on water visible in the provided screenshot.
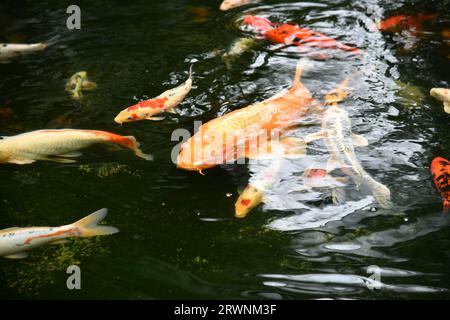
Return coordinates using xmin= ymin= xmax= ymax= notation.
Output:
xmin=1 ymin=0 xmax=450 ymax=298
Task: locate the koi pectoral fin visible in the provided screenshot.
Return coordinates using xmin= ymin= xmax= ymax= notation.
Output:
xmin=352 ymin=134 xmax=369 ymax=147
xmin=145 ymin=116 xmax=166 ymax=121
xmin=47 ymin=157 xmax=77 ymax=164
xmin=3 ymin=252 xmax=29 ymax=259
xmin=165 ymin=108 xmax=177 ymax=114
xmin=304 ymin=130 xmax=326 ymax=143
xmin=7 ymin=158 xmax=36 ymax=165
xmin=81 ymin=81 xmax=97 ymax=91
xmin=444 ymin=102 xmax=450 ymax=114
xmin=57 ymin=151 xmax=83 ymax=158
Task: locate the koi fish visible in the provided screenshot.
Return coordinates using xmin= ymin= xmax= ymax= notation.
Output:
xmin=220 ymin=0 xmax=259 ymax=11
xmin=0 ymin=129 xmax=152 ymax=164
xmin=114 ymin=66 xmax=193 ymax=124
xmin=0 ymin=208 xmax=118 ymax=259
xmin=430 ymin=88 xmax=450 ymax=114
xmin=304 ymin=105 xmax=392 ymax=209
xmin=65 ymin=71 xmax=97 ymax=101
xmin=377 ymin=14 xmax=438 ymax=33
xmin=222 ymin=37 xmax=258 ymax=69
xmin=243 ymin=15 xmax=362 ymax=55
xmin=430 ymin=157 xmax=450 ymax=212
xmin=177 ymin=60 xmax=320 ymax=173
xmin=0 ymin=42 xmax=46 ymax=63
xmin=235 ymin=157 xmax=281 ymax=218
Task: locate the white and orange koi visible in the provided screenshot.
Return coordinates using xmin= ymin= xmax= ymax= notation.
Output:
xmin=220 ymin=0 xmax=259 ymax=11
xmin=0 ymin=42 xmax=46 ymax=63
xmin=0 ymin=208 xmax=118 ymax=259
xmin=0 ymin=129 xmax=152 ymax=165
xmin=114 ymin=66 xmax=193 ymax=124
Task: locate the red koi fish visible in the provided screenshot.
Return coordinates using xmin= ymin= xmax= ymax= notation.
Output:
xmin=377 ymin=14 xmax=438 ymax=33
xmin=114 ymin=66 xmax=193 ymax=124
xmin=243 ymin=15 xmax=363 ymax=56
xmin=430 ymin=157 xmax=450 ymax=212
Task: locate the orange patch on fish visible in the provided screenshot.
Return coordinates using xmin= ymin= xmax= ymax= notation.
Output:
xmin=24 ymin=227 xmax=79 ymax=245
xmin=127 ymin=97 xmax=168 ymax=111
xmin=430 ymin=156 xmax=450 ymax=213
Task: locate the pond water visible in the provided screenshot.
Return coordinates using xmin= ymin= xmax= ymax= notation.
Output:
xmin=0 ymin=0 xmax=449 ymax=299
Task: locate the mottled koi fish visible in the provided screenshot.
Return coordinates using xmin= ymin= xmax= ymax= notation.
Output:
xmin=430 ymin=88 xmax=450 ymax=114
xmin=177 ymin=60 xmax=320 ymax=173
xmin=377 ymin=14 xmax=438 ymax=32
xmin=0 ymin=42 xmax=46 ymax=63
xmin=0 ymin=129 xmax=152 ymax=165
xmin=0 ymin=208 xmax=118 ymax=259
xmin=220 ymin=0 xmax=260 ymax=11
xmin=65 ymin=71 xmax=97 ymax=101
xmin=243 ymin=15 xmax=363 ymax=56
xmin=114 ymin=66 xmax=193 ymax=124
xmin=430 ymin=157 xmax=450 ymax=213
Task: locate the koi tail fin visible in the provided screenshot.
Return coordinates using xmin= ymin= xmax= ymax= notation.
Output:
xmin=122 ymin=136 xmax=154 ymax=161
xmin=72 ymin=208 xmax=119 ymax=237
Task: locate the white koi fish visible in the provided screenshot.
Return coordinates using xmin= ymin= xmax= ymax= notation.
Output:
xmin=0 ymin=208 xmax=118 ymax=259
xmin=430 ymin=88 xmax=450 ymax=114
xmin=305 ymin=105 xmax=392 ymax=208
xmin=0 ymin=42 xmax=46 ymax=63
xmin=114 ymin=66 xmax=193 ymax=124
xmin=0 ymin=129 xmax=152 ymax=164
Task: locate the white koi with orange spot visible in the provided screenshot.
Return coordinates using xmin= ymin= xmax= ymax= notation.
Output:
xmin=114 ymin=66 xmax=193 ymax=124
xmin=0 ymin=129 xmax=152 ymax=164
xmin=0 ymin=42 xmax=46 ymax=63
xmin=0 ymin=208 xmax=118 ymax=259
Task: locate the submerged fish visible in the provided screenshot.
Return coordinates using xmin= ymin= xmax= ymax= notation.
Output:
xmin=305 ymin=106 xmax=392 ymax=209
xmin=114 ymin=66 xmax=193 ymax=124
xmin=65 ymin=71 xmax=97 ymax=101
xmin=0 ymin=42 xmax=46 ymax=63
xmin=222 ymin=37 xmax=258 ymax=69
xmin=377 ymin=14 xmax=438 ymax=33
xmin=243 ymin=15 xmax=363 ymax=56
xmin=0 ymin=208 xmax=118 ymax=259
xmin=177 ymin=60 xmax=320 ymax=173
xmin=430 ymin=88 xmax=450 ymax=114
xmin=235 ymin=157 xmax=281 ymax=218
xmin=0 ymin=129 xmax=152 ymax=164
xmin=220 ymin=0 xmax=259 ymax=11
xmin=430 ymin=157 xmax=450 ymax=213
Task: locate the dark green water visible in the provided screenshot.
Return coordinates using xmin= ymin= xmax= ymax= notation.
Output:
xmin=1 ymin=0 xmax=450 ymax=299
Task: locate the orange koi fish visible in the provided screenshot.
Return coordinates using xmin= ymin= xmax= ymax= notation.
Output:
xmin=430 ymin=157 xmax=450 ymax=212
xmin=177 ymin=60 xmax=320 ymax=173
xmin=0 ymin=129 xmax=152 ymax=164
xmin=377 ymin=14 xmax=438 ymax=32
xmin=0 ymin=208 xmax=118 ymax=259
xmin=243 ymin=15 xmax=363 ymax=55
xmin=114 ymin=66 xmax=193 ymax=124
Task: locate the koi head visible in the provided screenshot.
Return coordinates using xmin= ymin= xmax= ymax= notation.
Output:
xmin=430 ymin=88 xmax=450 ymax=103
xmin=114 ymin=108 xmax=140 ymax=124
xmin=177 ymin=135 xmax=217 ymax=172
xmin=243 ymin=15 xmax=275 ymax=34
xmin=235 ymin=185 xmax=263 ymax=218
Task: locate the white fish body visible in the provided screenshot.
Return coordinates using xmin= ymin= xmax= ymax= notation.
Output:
xmin=220 ymin=0 xmax=259 ymax=11
xmin=0 ymin=208 xmax=118 ymax=259
xmin=0 ymin=43 xmax=46 ymax=62
xmin=305 ymin=106 xmax=392 ymax=208
xmin=0 ymin=129 xmax=152 ymax=164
